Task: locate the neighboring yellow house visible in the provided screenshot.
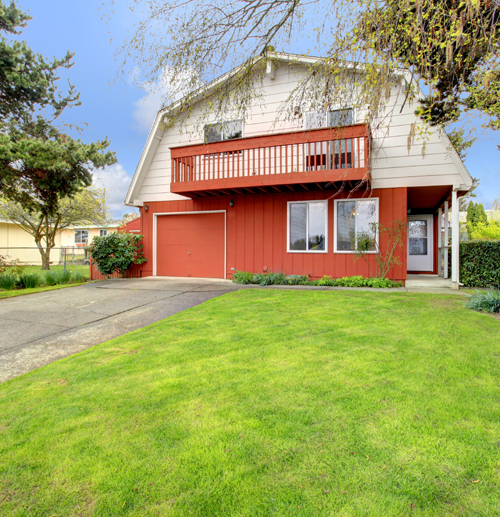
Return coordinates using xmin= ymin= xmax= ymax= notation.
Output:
xmin=0 ymin=219 xmax=121 ymax=265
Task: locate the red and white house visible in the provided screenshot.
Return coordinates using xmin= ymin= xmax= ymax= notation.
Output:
xmin=123 ymin=53 xmax=473 ymax=285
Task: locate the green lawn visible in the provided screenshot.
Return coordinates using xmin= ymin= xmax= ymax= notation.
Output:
xmin=0 ymin=290 xmax=499 ymax=516
xmin=22 ymin=264 xmax=89 ymax=276
xmin=0 ymin=282 xmax=89 ymax=300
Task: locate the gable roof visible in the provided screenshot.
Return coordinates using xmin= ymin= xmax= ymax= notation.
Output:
xmin=124 ymin=52 xmax=345 ymax=206
xmin=124 ymin=52 xmax=472 ymax=205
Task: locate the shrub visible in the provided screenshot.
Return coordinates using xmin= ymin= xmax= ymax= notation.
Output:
xmin=71 ymin=271 xmax=88 ymax=284
xmin=469 ymin=221 xmax=500 ymax=241
xmin=0 ymin=256 xmax=26 ymax=276
xmin=0 ymin=274 xmax=17 ymax=290
xmin=89 ymin=233 xmax=146 ymax=277
xmin=253 ymin=272 xmax=287 ymax=286
xmin=460 ymin=241 xmax=500 ymax=288
xmin=46 ymin=270 xmax=72 ymax=285
xmin=18 ymin=273 xmax=41 ymax=289
xmin=57 ymin=269 xmax=72 ymax=284
xmin=44 ymin=270 xmax=58 ymax=286
xmin=232 ymin=272 xmax=399 ymax=288
xmin=232 ymin=270 xmax=254 ymax=284
xmin=286 ymin=275 xmax=311 ymax=285
xmin=313 ymin=275 xmax=336 ymax=286
xmin=465 ymin=289 xmax=500 ymax=314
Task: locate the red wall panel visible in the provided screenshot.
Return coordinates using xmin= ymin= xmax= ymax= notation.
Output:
xmin=135 ymin=187 xmax=408 ymax=281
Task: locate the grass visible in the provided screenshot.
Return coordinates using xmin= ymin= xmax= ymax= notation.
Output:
xmin=0 ymin=282 xmax=88 ymax=300
xmin=0 ymin=290 xmax=499 ymax=516
xmin=21 ymin=264 xmax=89 ymax=276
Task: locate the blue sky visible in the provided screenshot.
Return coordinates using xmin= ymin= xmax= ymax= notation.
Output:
xmin=14 ymin=0 xmax=500 ymax=217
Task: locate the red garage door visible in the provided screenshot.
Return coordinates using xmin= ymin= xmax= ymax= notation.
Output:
xmin=156 ymin=212 xmax=225 ymax=278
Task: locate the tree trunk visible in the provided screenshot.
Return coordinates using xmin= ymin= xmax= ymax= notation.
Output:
xmin=35 ymin=241 xmax=51 ymax=270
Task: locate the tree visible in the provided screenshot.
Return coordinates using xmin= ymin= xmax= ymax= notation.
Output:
xmin=467 ymin=201 xmax=488 ymax=238
xmin=119 ymin=212 xmax=139 ymax=226
xmin=0 ymin=1 xmax=116 ymax=218
xmin=110 ymin=0 xmax=499 ymax=151
xmin=0 ymin=188 xmax=107 ymax=269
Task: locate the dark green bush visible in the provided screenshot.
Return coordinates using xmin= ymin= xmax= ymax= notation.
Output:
xmin=71 ymin=271 xmax=88 ymax=284
xmin=460 ymin=241 xmax=500 ymax=288
xmin=89 ymin=233 xmax=146 ymax=277
xmin=252 ymin=272 xmax=287 ymax=286
xmin=0 ymin=274 xmax=16 ymax=290
xmin=232 ymin=270 xmax=254 ymax=284
xmin=465 ymin=289 xmax=500 ymax=313
xmin=18 ymin=273 xmax=41 ymax=289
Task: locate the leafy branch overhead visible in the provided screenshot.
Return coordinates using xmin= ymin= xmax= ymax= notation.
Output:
xmin=111 ymin=0 xmax=500 ymax=148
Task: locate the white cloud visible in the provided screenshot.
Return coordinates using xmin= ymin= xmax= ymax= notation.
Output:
xmin=92 ymin=163 xmax=138 ymax=220
xmin=131 ymin=66 xmax=200 ymax=134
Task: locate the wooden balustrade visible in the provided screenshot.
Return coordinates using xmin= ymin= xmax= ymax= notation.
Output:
xmin=170 ymin=124 xmax=370 ymax=196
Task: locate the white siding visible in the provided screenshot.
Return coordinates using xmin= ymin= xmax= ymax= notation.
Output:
xmin=131 ymin=62 xmax=471 ymax=203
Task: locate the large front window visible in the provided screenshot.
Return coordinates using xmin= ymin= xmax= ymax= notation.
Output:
xmin=335 ymin=199 xmax=378 ymax=252
xmin=288 ymin=201 xmax=327 ymax=252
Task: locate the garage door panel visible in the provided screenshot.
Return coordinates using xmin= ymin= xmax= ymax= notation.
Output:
xmin=156 ymin=213 xmax=225 ymax=278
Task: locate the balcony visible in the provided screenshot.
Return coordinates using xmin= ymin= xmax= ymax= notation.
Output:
xmin=170 ymin=124 xmax=370 ymax=197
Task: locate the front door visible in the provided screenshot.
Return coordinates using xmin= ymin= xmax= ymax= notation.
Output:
xmin=407 ymin=215 xmax=433 ymax=272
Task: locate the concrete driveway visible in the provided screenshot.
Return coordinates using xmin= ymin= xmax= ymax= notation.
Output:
xmin=0 ymin=277 xmax=241 ymax=383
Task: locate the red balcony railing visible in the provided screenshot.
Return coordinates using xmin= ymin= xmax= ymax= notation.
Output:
xmin=170 ymin=124 xmax=370 ymax=196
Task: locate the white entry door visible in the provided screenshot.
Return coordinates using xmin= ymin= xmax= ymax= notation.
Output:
xmin=407 ymin=215 xmax=433 ymax=272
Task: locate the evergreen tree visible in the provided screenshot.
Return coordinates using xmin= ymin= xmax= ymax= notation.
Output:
xmin=0 ymin=1 xmax=116 ymax=268
xmin=0 ymin=1 xmax=116 ymax=219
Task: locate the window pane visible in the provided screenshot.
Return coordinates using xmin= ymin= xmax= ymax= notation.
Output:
xmin=409 ymin=238 xmax=428 ymax=255
xmin=223 ymin=120 xmax=243 ymax=140
xmin=337 ymin=201 xmax=356 ymax=251
xmin=204 ymin=123 xmax=222 ymax=143
xmin=329 ymin=108 xmax=353 ymax=127
xmin=305 ymin=112 xmax=326 ymax=129
xmin=356 ymin=200 xmax=376 ymax=251
xmin=409 ymin=220 xmax=427 ymax=238
xmin=290 ymin=203 xmax=307 ymax=250
xmin=308 ymin=202 xmax=326 ymax=250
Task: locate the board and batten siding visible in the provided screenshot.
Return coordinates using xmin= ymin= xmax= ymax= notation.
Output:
xmin=136 ymin=187 xmax=407 ymax=281
xmin=131 ymin=62 xmax=469 ymax=203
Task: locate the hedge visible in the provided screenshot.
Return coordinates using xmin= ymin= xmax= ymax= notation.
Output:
xmin=460 ymin=241 xmax=500 ymax=288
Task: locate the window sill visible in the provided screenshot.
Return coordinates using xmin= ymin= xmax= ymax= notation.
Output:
xmin=287 ymin=250 xmax=328 ymax=254
xmin=334 ymin=250 xmax=378 ymax=254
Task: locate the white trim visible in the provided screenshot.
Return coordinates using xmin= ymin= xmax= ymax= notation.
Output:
xmin=444 ymin=201 xmax=449 ymax=279
xmin=407 ymin=214 xmax=434 ymax=272
xmin=451 ymin=190 xmax=460 ymax=284
xmin=153 ymin=210 xmax=227 ymax=279
xmin=286 ymin=200 xmax=328 ymax=253
xmin=437 ymin=207 xmax=443 ymax=276
xmin=333 ymin=197 xmax=379 ymax=254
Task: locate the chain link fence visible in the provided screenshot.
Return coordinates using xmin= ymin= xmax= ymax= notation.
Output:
xmin=0 ymin=247 xmax=90 ymax=269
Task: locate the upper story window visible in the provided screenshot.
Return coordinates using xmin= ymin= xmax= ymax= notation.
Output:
xmin=305 ymin=108 xmax=354 ymax=130
xmin=334 ymin=198 xmax=378 ymax=253
xmin=75 ymin=230 xmax=89 ymax=244
xmin=204 ymin=120 xmax=243 ymax=143
xmin=100 ymin=229 xmax=108 ymax=237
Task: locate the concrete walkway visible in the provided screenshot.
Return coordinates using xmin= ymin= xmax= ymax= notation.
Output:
xmin=0 ymin=278 xmax=240 ymax=383
xmin=0 ymin=276 xmax=465 ymax=384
